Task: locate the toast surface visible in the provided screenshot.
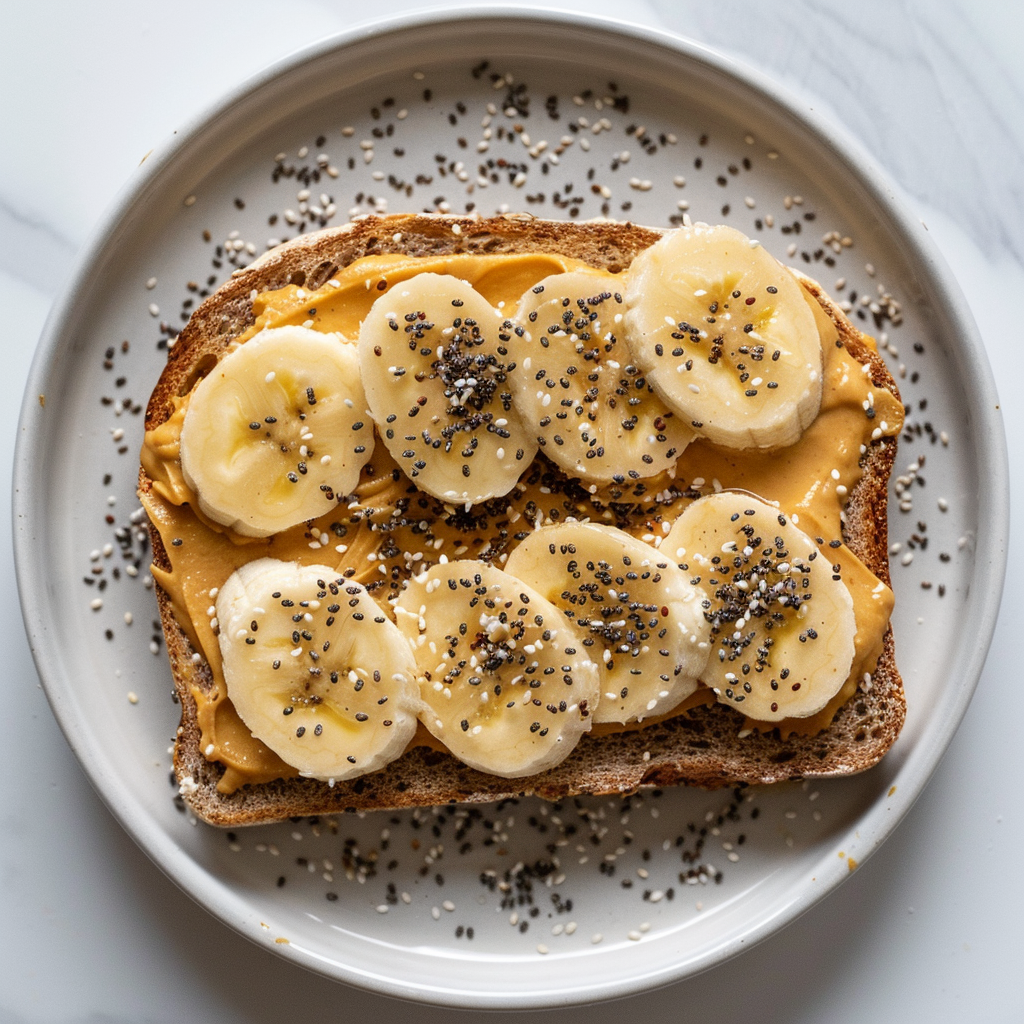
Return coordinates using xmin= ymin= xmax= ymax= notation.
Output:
xmin=140 ymin=214 xmax=905 ymax=826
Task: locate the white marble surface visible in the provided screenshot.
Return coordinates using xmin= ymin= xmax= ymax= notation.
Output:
xmin=2 ymin=1 xmax=1022 ymax=1020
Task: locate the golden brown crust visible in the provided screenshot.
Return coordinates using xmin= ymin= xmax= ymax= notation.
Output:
xmin=142 ymin=214 xmax=905 ymax=826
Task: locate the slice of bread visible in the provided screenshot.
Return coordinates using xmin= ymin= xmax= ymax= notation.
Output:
xmin=141 ymin=213 xmax=905 ymax=826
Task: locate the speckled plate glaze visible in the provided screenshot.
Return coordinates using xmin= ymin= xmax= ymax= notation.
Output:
xmin=13 ymin=8 xmax=1008 ymax=1009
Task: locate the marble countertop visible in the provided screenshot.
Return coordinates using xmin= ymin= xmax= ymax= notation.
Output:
xmin=3 ymin=2 xmax=1021 ymax=1020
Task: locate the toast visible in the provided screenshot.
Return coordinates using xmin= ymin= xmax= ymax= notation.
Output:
xmin=140 ymin=213 xmax=905 ymax=826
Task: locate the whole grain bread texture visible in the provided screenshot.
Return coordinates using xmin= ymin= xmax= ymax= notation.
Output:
xmin=141 ymin=213 xmax=905 ymax=826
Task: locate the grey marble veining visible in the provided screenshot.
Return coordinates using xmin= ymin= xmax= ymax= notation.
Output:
xmin=0 ymin=197 xmax=80 ymax=295
xmin=651 ymin=0 xmax=1024 ymax=262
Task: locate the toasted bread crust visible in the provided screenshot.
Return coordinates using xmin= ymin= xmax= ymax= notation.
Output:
xmin=141 ymin=214 xmax=905 ymax=826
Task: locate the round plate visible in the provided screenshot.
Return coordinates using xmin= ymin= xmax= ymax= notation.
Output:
xmin=13 ymin=7 xmax=1008 ymax=1009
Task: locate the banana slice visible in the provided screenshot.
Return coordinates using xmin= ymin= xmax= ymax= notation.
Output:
xmin=358 ymin=273 xmax=538 ymax=506
xmin=394 ymin=561 xmax=600 ymax=777
xmin=512 ymin=270 xmax=694 ymax=482
xmin=624 ymin=224 xmax=823 ymax=449
xmin=180 ymin=325 xmax=374 ymax=537
xmin=662 ymin=492 xmax=855 ymax=720
xmin=505 ymin=523 xmax=710 ymax=723
xmin=216 ymin=558 xmax=420 ymax=780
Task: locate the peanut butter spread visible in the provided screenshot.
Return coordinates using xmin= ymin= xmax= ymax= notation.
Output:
xmin=141 ymin=251 xmax=903 ymax=793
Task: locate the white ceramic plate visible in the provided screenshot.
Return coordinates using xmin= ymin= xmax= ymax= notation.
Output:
xmin=13 ymin=8 xmax=1007 ymax=1009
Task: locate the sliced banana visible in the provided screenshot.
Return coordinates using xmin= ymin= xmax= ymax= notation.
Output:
xmin=216 ymin=558 xmax=420 ymax=780
xmin=358 ymin=273 xmax=538 ymax=506
xmin=180 ymin=325 xmax=374 ymax=537
xmin=662 ymin=492 xmax=855 ymax=720
xmin=512 ymin=270 xmax=694 ymax=482
xmin=505 ymin=523 xmax=710 ymax=723
xmin=394 ymin=561 xmax=600 ymax=777
xmin=624 ymin=223 xmax=823 ymax=449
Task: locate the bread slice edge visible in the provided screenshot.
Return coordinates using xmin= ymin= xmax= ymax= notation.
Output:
xmin=139 ymin=213 xmax=906 ymax=826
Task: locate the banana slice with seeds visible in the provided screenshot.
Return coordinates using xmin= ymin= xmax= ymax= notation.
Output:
xmin=505 ymin=522 xmax=711 ymax=723
xmin=216 ymin=558 xmax=421 ymax=780
xmin=358 ymin=273 xmax=538 ymax=507
xmin=180 ymin=325 xmax=373 ymax=537
xmin=662 ymin=492 xmax=856 ymax=720
xmin=624 ymin=223 xmax=823 ymax=449
xmin=513 ymin=270 xmax=694 ymax=482
xmin=394 ymin=561 xmax=600 ymax=777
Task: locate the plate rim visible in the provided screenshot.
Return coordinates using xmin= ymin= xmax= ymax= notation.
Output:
xmin=12 ymin=4 xmax=1010 ymax=1009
